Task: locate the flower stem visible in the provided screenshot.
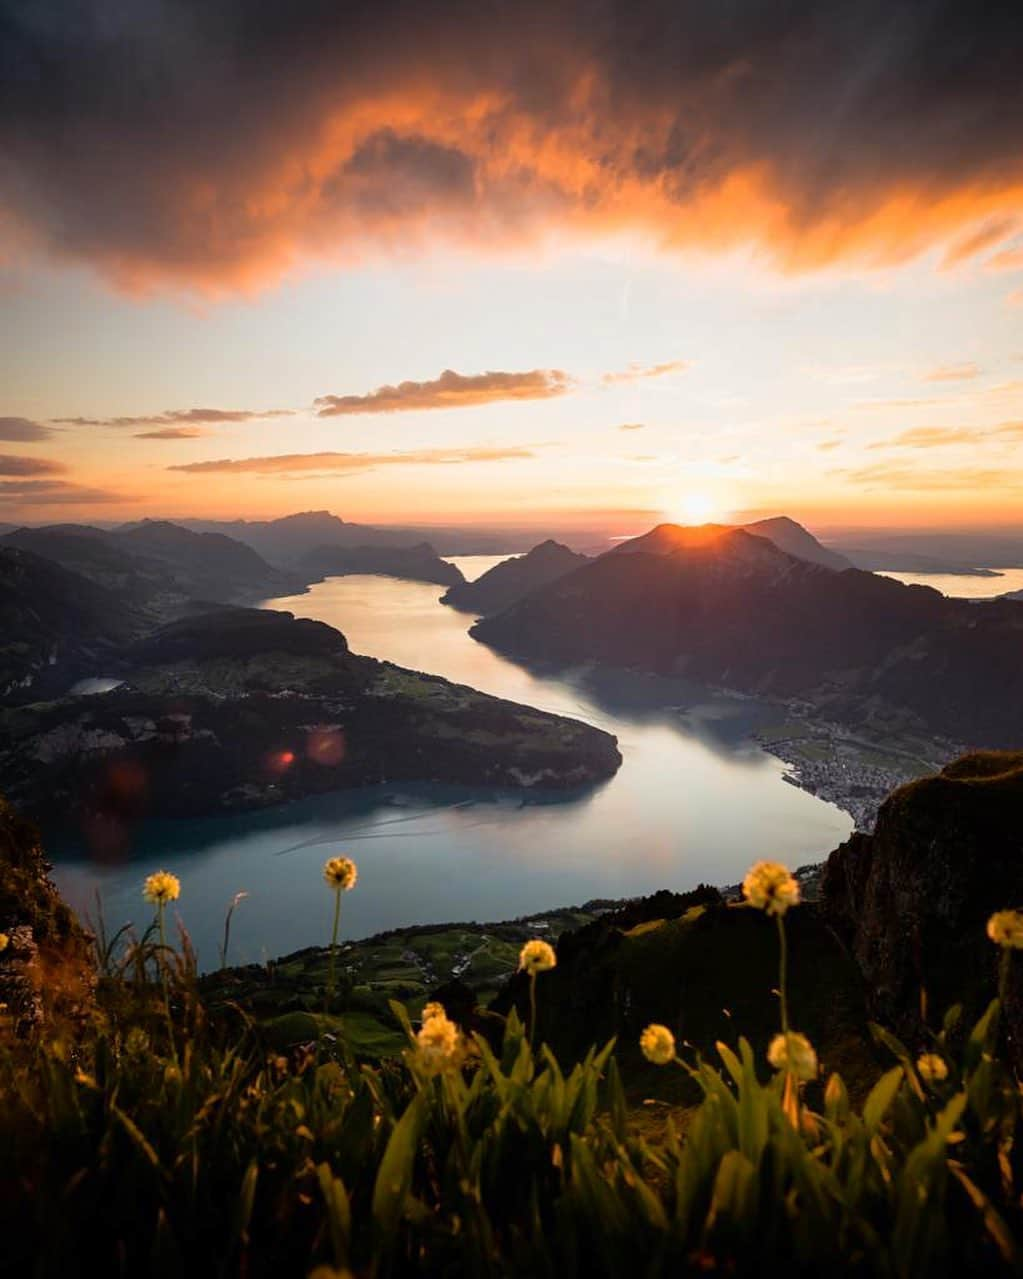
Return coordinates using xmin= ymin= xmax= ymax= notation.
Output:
xmin=776 ymin=913 xmax=790 ymax=1040
xmin=529 ymin=972 xmax=537 ymax=1049
xmin=326 ymin=888 xmax=342 ymax=1014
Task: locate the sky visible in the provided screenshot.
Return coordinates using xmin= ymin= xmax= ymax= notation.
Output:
xmin=1 ymin=0 xmax=1022 ymax=533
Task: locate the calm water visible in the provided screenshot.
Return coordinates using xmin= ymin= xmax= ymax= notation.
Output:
xmin=881 ymin=568 xmax=1023 ymax=599
xmin=51 ymin=557 xmax=850 ymax=968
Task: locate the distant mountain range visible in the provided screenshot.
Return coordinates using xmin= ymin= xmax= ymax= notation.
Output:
xmin=825 ymin=530 xmax=1023 ymax=575
xmin=472 ymin=522 xmax=1023 ymax=746
xmin=178 ymin=511 xmax=514 ymax=563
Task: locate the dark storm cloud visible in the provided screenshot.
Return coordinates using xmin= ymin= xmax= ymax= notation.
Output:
xmin=2 ymin=1 xmax=1023 ymax=291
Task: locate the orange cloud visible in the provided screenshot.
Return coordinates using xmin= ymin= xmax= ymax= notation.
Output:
xmin=168 ymin=446 xmax=536 ymax=474
xmin=601 ymin=360 xmax=690 ymax=386
xmin=314 ymin=368 xmax=572 ymax=416
xmin=5 ymin=4 xmax=1023 ymax=293
xmin=869 ymin=421 xmax=1023 ymax=450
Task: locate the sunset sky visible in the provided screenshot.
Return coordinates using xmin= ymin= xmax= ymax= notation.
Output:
xmin=2 ymin=1 xmax=1022 ymax=532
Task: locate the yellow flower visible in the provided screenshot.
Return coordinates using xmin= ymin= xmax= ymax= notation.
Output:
xmin=639 ymin=1023 xmax=676 ymax=1066
xmin=421 ymin=1001 xmax=446 ymax=1023
xmin=767 ymin=1032 xmax=818 ymax=1081
xmin=987 ymin=910 xmax=1023 ymax=949
xmin=916 ymin=1053 xmax=948 ymax=1084
xmin=143 ymin=870 xmax=180 ymax=905
xmin=519 ymin=938 xmax=556 ymax=975
xmin=413 ymin=1008 xmax=461 ymax=1075
xmin=323 ymin=855 xmax=358 ymax=891
xmin=742 ymin=861 xmax=800 ymax=916
xmin=0 ymin=932 xmax=9 ymax=953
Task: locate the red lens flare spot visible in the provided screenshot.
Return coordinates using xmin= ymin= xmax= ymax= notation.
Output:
xmin=305 ymin=726 xmax=345 ymax=767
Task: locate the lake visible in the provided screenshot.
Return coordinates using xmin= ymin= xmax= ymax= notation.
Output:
xmin=880 ymin=568 xmax=1023 ymax=600
xmin=50 ymin=557 xmax=851 ymax=968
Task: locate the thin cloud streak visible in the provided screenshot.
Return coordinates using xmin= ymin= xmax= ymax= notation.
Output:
xmin=0 ymin=417 xmax=54 ymax=442
xmin=169 ymin=446 xmax=537 ymax=475
xmin=0 ymin=455 xmax=65 ymax=476
xmin=54 ymin=407 xmax=294 ymax=427
xmin=601 ymin=360 xmax=690 ymax=386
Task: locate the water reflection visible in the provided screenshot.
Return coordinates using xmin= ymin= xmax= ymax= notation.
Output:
xmin=50 ymin=557 xmax=851 ymax=968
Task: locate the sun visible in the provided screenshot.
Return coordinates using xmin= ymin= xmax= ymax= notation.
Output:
xmin=674 ymin=491 xmax=720 ymax=526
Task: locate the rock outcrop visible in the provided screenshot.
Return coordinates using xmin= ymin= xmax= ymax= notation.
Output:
xmin=0 ymin=795 xmax=94 ymax=1035
xmin=822 ymin=750 xmax=1023 ymax=1053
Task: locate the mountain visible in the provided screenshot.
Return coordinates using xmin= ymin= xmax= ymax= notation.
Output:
xmin=471 ymin=524 xmax=1023 ymax=745
xmin=739 ymin=516 xmax=853 ymax=570
xmin=441 ymin=540 xmax=589 ymax=615
xmin=2 ymin=520 xmax=294 ymax=613
xmin=0 ymin=607 xmax=621 ymax=822
xmin=608 ymin=517 xmax=851 ymax=570
xmin=823 ymin=751 xmax=1023 ymax=1064
xmin=296 ymin=542 xmax=464 ymax=587
xmin=0 ymin=546 xmax=144 ymax=699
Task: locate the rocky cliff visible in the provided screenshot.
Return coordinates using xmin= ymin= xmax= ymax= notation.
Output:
xmin=822 ymin=750 xmax=1023 ymax=1054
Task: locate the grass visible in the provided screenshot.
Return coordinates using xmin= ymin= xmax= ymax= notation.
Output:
xmin=4 ymin=853 xmax=1023 ymax=1276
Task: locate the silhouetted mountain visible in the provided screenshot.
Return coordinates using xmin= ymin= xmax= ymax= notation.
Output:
xmin=2 ymin=521 xmax=293 ymax=613
xmin=0 ymin=607 xmax=621 ymax=822
xmin=608 ymin=517 xmax=851 ymax=570
xmin=441 ymin=540 xmax=588 ymax=614
xmin=740 ymin=516 xmax=853 ymax=570
xmin=296 ymin=542 xmax=464 ymax=587
xmin=472 ymin=524 xmax=1023 ymax=745
xmin=0 ymin=547 xmax=144 ymax=698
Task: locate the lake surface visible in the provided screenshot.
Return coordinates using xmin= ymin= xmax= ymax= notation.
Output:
xmin=881 ymin=568 xmax=1023 ymax=599
xmin=51 ymin=557 xmax=851 ymax=968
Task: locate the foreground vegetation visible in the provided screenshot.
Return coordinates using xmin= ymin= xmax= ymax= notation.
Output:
xmin=3 ymin=856 xmax=1023 ymax=1277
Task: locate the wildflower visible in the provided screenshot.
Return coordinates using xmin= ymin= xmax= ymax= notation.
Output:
xmin=640 ymin=1023 xmax=676 ymax=1066
xmin=421 ymin=1001 xmax=447 ymax=1023
xmin=916 ymin=1052 xmax=949 ymax=1084
xmin=767 ymin=1032 xmax=818 ymax=1081
xmin=143 ymin=870 xmax=180 ymax=905
xmin=324 ymin=855 xmax=358 ymax=1012
xmin=519 ymin=939 xmax=557 ymax=975
xmin=0 ymin=932 xmax=8 ymax=953
xmin=323 ymin=856 xmax=358 ymax=891
xmin=987 ymin=910 xmax=1023 ymax=949
xmin=413 ymin=1007 xmax=461 ymax=1075
xmin=742 ymin=861 xmax=800 ymax=916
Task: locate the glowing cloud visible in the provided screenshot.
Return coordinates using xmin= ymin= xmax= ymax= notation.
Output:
xmin=4 ymin=2 xmax=1023 ymax=292
xmin=54 ymin=407 xmax=294 ymax=427
xmin=314 ymin=369 xmax=572 ymax=416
